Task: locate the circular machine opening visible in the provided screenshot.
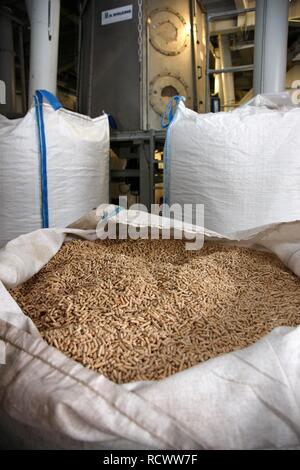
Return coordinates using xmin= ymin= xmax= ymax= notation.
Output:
xmin=161 ymin=85 xmax=179 ymax=98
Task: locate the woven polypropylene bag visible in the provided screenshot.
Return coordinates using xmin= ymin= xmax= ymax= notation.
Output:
xmin=0 ymin=103 xmax=109 ymax=247
xmin=164 ymin=94 xmax=300 ymax=235
xmin=1 ymin=207 xmax=300 ymax=449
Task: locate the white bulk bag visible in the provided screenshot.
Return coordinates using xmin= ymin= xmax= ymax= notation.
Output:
xmin=164 ymin=93 xmax=300 ymax=235
xmin=0 ymin=90 xmax=109 ymax=247
xmin=1 ymin=206 xmax=300 ymax=449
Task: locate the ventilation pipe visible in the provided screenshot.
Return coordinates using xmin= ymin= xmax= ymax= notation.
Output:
xmin=254 ymin=0 xmax=289 ymax=95
xmin=218 ymin=35 xmax=235 ymax=110
xmin=0 ymin=10 xmax=16 ymax=116
xmin=26 ymin=0 xmax=60 ymax=105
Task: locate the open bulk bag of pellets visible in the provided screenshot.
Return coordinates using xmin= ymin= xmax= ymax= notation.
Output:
xmin=163 ymin=93 xmax=300 ymax=235
xmin=0 ymin=90 xmax=109 ymax=247
xmin=1 ymin=205 xmax=300 ymax=450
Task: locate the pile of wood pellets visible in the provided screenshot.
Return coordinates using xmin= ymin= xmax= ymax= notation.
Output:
xmin=9 ymin=239 xmax=300 ymax=384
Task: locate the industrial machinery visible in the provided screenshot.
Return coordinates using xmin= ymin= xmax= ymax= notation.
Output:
xmin=77 ymin=0 xmax=207 ymax=210
xmin=146 ymin=0 xmax=206 ymax=127
xmin=78 ymin=0 xmax=206 ymax=130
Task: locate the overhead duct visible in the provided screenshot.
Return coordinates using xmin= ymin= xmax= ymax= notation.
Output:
xmin=26 ymin=0 xmax=60 ymax=105
xmin=0 ymin=9 xmax=16 ymax=116
xmin=254 ymin=0 xmax=289 ymax=95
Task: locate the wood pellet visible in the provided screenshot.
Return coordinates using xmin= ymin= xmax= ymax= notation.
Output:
xmin=9 ymin=239 xmax=300 ymax=384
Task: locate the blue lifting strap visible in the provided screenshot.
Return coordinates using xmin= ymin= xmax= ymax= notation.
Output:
xmin=34 ymin=90 xmax=62 ymax=228
xmin=161 ymin=95 xmax=182 ymax=129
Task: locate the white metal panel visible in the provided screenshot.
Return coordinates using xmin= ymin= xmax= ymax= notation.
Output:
xmin=146 ymin=0 xmax=205 ymax=129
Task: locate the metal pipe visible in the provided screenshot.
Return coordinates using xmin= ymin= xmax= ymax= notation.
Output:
xmin=218 ymin=35 xmax=235 ymax=110
xmin=208 ymin=7 xmax=256 ymax=21
xmin=0 ymin=10 xmax=16 ymax=116
xmin=26 ymin=0 xmax=60 ymax=105
xmin=231 ymin=43 xmax=254 ymax=51
xmin=205 ymin=13 xmax=210 ymax=112
xmin=253 ymin=0 xmax=266 ymax=96
xmin=214 ymin=49 xmax=224 ymax=105
xmin=254 ymin=0 xmax=289 ymax=95
xmin=189 ymin=0 xmax=198 ymax=111
xmin=208 ymin=64 xmax=254 ymax=75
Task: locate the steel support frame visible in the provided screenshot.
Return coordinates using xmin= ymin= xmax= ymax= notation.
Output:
xmin=110 ymin=130 xmax=166 ymax=210
xmin=205 ymin=6 xmax=256 ymax=112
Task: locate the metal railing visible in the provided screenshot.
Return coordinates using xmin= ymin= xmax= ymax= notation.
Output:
xmin=205 ymin=6 xmax=256 ymax=112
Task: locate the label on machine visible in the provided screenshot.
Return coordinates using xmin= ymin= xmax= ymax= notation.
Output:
xmin=101 ymin=5 xmax=133 ymax=25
